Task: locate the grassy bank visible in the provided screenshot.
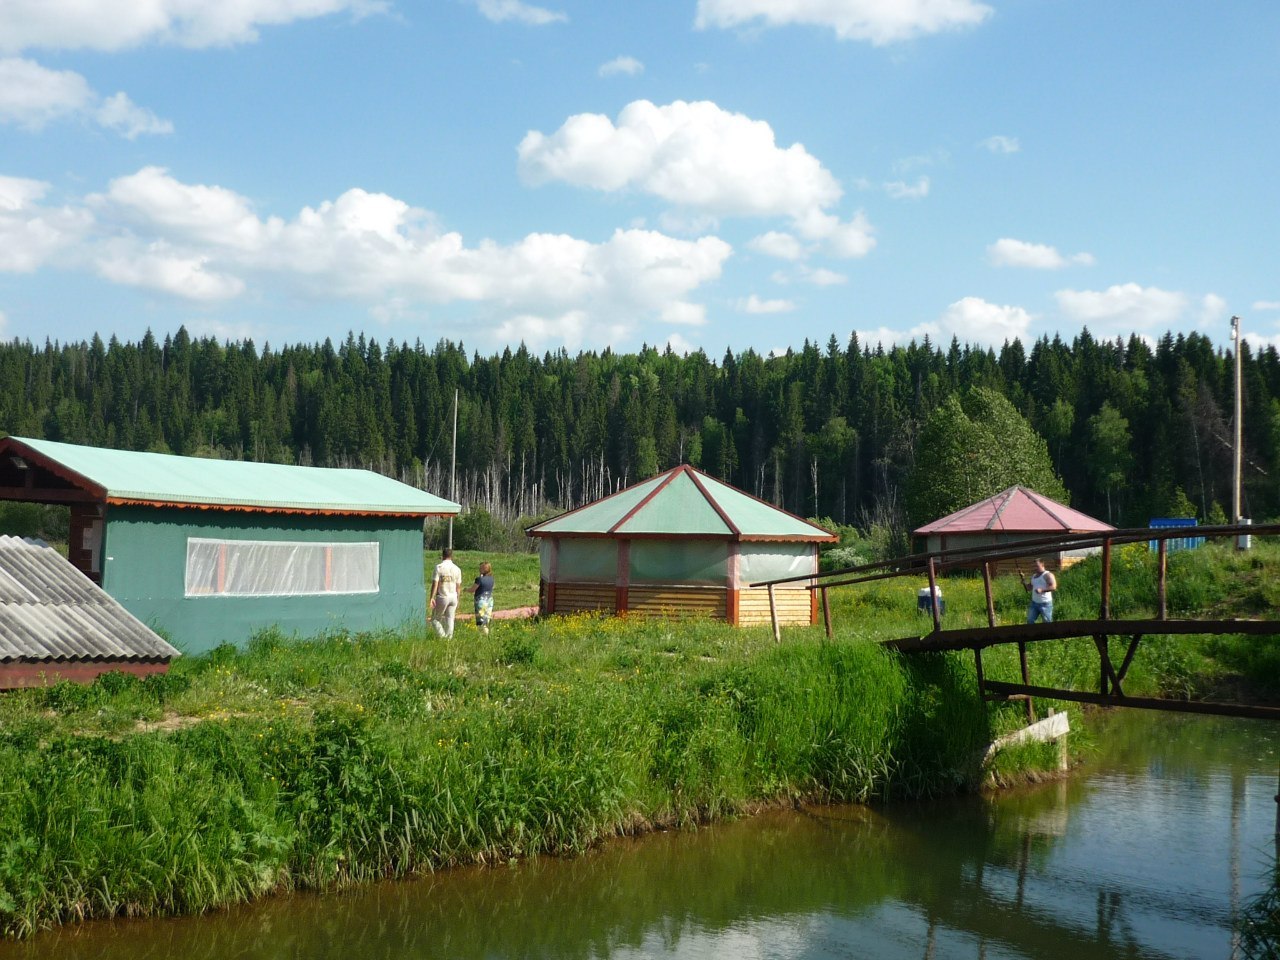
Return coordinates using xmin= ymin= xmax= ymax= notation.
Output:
xmin=0 ymin=612 xmax=1020 ymax=939
xmin=1 ymin=539 xmax=1274 ymax=939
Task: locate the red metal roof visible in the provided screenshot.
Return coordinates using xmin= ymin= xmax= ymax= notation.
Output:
xmin=914 ymin=486 xmax=1113 ymax=535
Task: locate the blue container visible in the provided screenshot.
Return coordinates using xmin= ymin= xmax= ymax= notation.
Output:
xmin=1148 ymin=517 xmax=1205 ymax=553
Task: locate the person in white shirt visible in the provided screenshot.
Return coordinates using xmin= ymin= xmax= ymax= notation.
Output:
xmin=429 ymin=547 xmax=463 ymax=638
xmin=1025 ymin=558 xmax=1057 ymax=624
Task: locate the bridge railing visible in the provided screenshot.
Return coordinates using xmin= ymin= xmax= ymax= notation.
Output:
xmin=749 ymin=522 xmax=1279 ymax=642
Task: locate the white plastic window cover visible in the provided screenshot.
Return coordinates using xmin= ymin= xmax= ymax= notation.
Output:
xmin=553 ymin=539 xmax=619 ymax=583
xmin=737 ymin=544 xmax=817 ymax=586
xmin=630 ymin=539 xmax=727 ymax=584
xmin=184 ymin=538 xmax=380 ymax=598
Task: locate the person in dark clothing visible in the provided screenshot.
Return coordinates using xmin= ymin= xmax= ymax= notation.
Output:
xmin=473 ymin=561 xmax=495 ymax=635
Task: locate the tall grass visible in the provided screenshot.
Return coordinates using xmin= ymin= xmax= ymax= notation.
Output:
xmin=0 ymin=616 xmax=1004 ymax=938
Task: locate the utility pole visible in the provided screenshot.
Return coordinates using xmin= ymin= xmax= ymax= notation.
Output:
xmin=1231 ymin=316 xmax=1242 ymax=522
xmin=448 ymin=387 xmax=458 ymax=550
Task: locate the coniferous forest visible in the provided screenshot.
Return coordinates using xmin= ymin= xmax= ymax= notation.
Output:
xmin=1 ymin=326 xmax=1276 ymax=543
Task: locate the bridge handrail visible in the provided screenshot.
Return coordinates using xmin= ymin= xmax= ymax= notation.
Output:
xmin=747 ymin=522 xmax=1276 ymax=590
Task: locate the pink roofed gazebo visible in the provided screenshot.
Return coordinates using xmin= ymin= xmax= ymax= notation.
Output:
xmin=914 ymin=486 xmax=1113 ymax=571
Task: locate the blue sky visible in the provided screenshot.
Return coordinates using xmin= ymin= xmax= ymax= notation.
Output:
xmin=1 ymin=0 xmax=1277 ymax=355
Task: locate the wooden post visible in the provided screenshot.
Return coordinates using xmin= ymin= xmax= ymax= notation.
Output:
xmin=926 ymin=557 xmax=941 ymax=633
xmin=982 ymin=561 xmax=996 ymax=627
xmin=1100 ymin=538 xmax=1112 ymax=620
xmin=768 ymin=583 xmax=781 ymax=643
xmin=1018 ymin=641 xmax=1034 ymax=722
xmin=1094 ymin=634 xmax=1109 ymax=695
xmin=974 ymin=647 xmax=986 ymax=697
xmin=821 ymin=586 xmax=832 ymax=640
xmin=726 ymin=541 xmax=740 ymax=626
xmin=615 ymin=539 xmax=630 ymax=615
xmin=1157 ymin=538 xmax=1168 ymax=620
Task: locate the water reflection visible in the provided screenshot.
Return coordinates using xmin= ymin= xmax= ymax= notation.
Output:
xmin=5 ymin=713 xmax=1277 ymax=960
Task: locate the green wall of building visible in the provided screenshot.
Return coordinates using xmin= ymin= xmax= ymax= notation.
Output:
xmin=101 ymin=506 xmax=426 ymax=654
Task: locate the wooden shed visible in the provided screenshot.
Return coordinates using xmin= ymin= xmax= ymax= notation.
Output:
xmin=527 ymin=465 xmax=836 ymax=626
xmin=0 ymin=436 xmax=459 ymax=653
xmin=915 ymin=486 xmax=1113 ymax=571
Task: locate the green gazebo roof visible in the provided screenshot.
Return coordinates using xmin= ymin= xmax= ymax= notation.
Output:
xmin=526 ymin=465 xmax=836 ymax=542
xmin=0 ymin=436 xmax=459 ymax=517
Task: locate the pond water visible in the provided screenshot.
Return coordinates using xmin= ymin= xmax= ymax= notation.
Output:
xmin=6 ymin=711 xmax=1279 ymax=959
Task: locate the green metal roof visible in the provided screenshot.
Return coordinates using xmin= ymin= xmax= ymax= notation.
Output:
xmin=5 ymin=437 xmax=459 ymax=517
xmin=527 ymin=465 xmax=836 ymax=541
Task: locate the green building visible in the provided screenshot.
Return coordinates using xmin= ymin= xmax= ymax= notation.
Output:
xmin=0 ymin=437 xmax=459 ymax=653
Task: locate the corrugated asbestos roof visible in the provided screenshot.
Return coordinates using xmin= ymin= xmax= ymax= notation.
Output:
xmin=526 ymin=464 xmax=836 ymax=541
xmin=0 ymin=537 xmax=180 ymax=663
xmin=5 ymin=436 xmax=460 ymax=516
xmin=914 ymin=485 xmax=1114 ymax=535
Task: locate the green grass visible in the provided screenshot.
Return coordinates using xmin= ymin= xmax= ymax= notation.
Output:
xmin=0 ymin=613 xmax=1015 ymax=938
xmin=1 ymin=539 xmax=1275 ymax=939
xmin=424 ymin=549 xmax=540 ymax=610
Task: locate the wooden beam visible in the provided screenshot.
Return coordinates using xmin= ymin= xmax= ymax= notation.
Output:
xmin=886 ymin=617 xmax=1280 ymax=653
xmin=1115 ymin=635 xmax=1142 ymax=686
xmin=768 ymin=583 xmax=780 ymax=643
xmin=982 ymin=561 xmax=996 ymax=627
xmin=926 ymin=556 xmax=941 ymax=632
xmin=982 ymin=679 xmax=1280 ymax=721
xmin=1100 ymin=537 xmax=1112 ymax=619
xmin=1018 ymin=640 xmax=1034 ymax=721
xmin=0 ymin=486 xmax=98 ymax=503
xmin=1157 ymin=538 xmax=1169 ymax=620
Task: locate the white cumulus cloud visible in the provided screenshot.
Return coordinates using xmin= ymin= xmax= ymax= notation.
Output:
xmin=26 ymin=166 xmax=732 ymax=347
xmin=664 ymin=332 xmax=698 ymax=355
xmin=94 ymin=91 xmax=173 ymax=138
xmin=1253 ymin=300 xmax=1280 ymax=312
xmin=599 ymin=55 xmax=644 ymax=77
xmin=0 ymin=174 xmax=92 ymax=272
xmin=695 ymin=0 xmax=991 ymax=44
xmin=988 ymin=238 xmax=1094 ymax=269
xmin=736 ymin=294 xmax=796 ymax=314
xmin=1199 ymin=293 xmax=1229 ymax=327
xmin=661 ymin=301 xmax=708 ymax=325
xmin=802 ymin=266 xmax=847 ymax=286
xmin=981 ymin=134 xmax=1020 ymax=154
xmin=0 ymin=57 xmax=90 ymax=127
xmin=0 ymin=57 xmax=172 ymax=137
xmin=0 ymin=0 xmax=386 ymax=53
xmin=859 ymin=296 xmax=1033 ymax=350
xmin=95 ymin=240 xmax=246 ymax=301
xmin=1056 ymin=283 xmax=1189 ymax=330
xmin=884 ymin=176 xmax=929 ymax=200
xmin=475 ymin=0 xmax=566 ymax=25
xmin=749 ymin=231 xmax=804 ymax=260
xmin=772 ymin=265 xmax=847 ymax=286
xmin=518 ymin=99 xmax=874 ymax=259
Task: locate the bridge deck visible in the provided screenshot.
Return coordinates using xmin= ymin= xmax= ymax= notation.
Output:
xmin=885 ymin=617 xmax=1280 ymax=654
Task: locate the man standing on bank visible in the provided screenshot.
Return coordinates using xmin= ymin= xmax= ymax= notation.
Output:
xmin=429 ymin=547 xmax=463 ymax=638
xmin=1025 ymin=559 xmax=1057 ymax=624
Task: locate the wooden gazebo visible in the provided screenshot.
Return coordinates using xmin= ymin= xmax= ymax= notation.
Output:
xmin=527 ymin=465 xmax=835 ymax=626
